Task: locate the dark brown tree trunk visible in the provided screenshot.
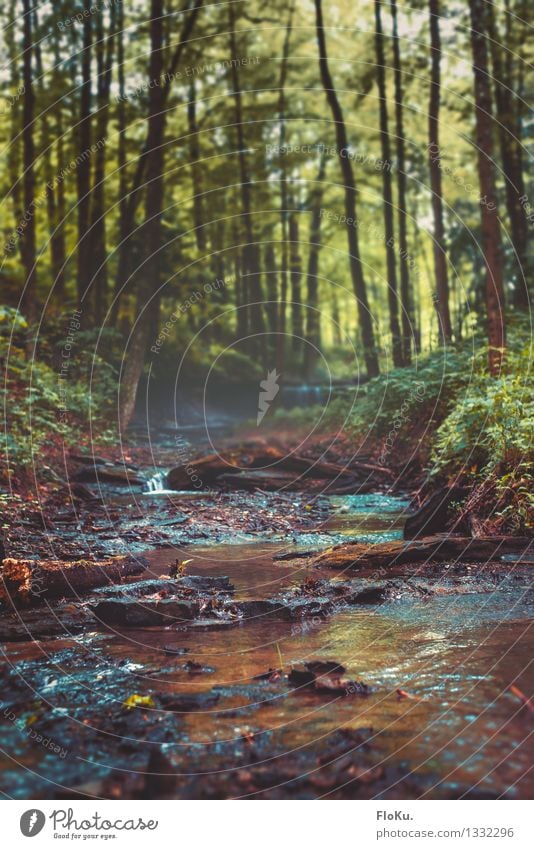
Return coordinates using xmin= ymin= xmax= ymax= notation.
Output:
xmin=76 ymin=0 xmax=93 ymax=315
xmin=391 ymin=0 xmax=413 ymax=364
xmin=315 ymin=0 xmax=379 ymax=377
xmin=264 ymin=243 xmax=279 ymax=334
xmin=112 ymin=0 xmax=203 ymax=326
xmin=304 ymin=153 xmax=327 ymax=380
xmin=468 ymin=0 xmax=506 ymax=374
xmin=187 ymin=77 xmax=207 ymax=253
xmin=110 ymin=0 xmax=128 ymax=323
xmin=33 ymin=8 xmax=65 ymax=299
xmin=289 ymin=206 xmax=303 ymax=354
xmin=374 ymin=0 xmax=403 ymax=367
xmin=428 ymin=0 xmax=452 ymax=344
xmin=486 ymin=1 xmax=528 ymax=309
xmin=90 ymin=7 xmax=115 ymax=325
xmin=119 ymin=0 xmax=165 ymax=433
xmin=276 ymin=3 xmax=294 ymax=375
xmin=20 ymin=0 xmax=37 ymax=330
xmin=118 ymin=0 xmax=204 ymax=430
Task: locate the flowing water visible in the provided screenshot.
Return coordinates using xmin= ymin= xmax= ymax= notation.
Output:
xmin=1 ymin=492 xmax=532 ymax=798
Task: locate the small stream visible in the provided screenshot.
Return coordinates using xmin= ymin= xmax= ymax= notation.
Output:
xmin=1 ymin=491 xmax=532 ymax=798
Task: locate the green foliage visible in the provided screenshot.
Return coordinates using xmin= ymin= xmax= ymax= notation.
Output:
xmin=431 ymin=340 xmax=533 ymax=478
xmin=1 ymin=308 xmax=117 ymax=466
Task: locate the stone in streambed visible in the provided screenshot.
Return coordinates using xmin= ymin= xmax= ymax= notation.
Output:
xmin=91 ymin=597 xmax=199 ymax=627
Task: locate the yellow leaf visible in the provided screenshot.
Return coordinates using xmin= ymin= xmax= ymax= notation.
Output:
xmin=122 ymin=694 xmax=156 ymax=711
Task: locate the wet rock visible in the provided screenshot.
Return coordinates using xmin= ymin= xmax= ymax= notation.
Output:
xmin=0 ymin=603 xmax=92 ymax=641
xmin=72 ymin=464 xmax=144 ymax=486
xmin=91 ymin=598 xmax=199 ymax=627
xmin=404 ymin=487 xmax=469 ymax=539
xmin=163 ymin=645 xmax=190 ymax=656
xmin=295 ymin=535 xmax=533 ymax=572
xmin=159 ymin=691 xmax=220 ymax=712
xmin=174 ymin=575 xmax=234 ymax=593
xmin=288 ymin=661 xmax=370 ymax=697
xmin=0 ymin=555 xmax=147 ymax=607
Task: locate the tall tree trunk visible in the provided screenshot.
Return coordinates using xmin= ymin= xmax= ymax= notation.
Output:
xmin=112 ymin=0 xmax=203 ymax=326
xmin=51 ymin=36 xmax=67 ymax=299
xmin=118 ymin=0 xmax=203 ymax=431
xmin=228 ymin=2 xmax=265 ymax=353
xmin=110 ymin=0 xmax=128 ymax=323
xmin=468 ymin=0 xmax=506 ymax=374
xmin=119 ymin=0 xmax=165 ymax=433
xmin=187 ymin=78 xmax=207 ymax=253
xmin=374 ymin=0 xmax=403 ymax=367
xmin=264 ymin=242 xmax=279 ymax=334
xmin=304 ymin=153 xmax=327 ymax=380
xmin=289 ymin=204 xmax=303 ymax=354
xmin=90 ymin=6 xmax=115 ymax=325
xmin=391 ymin=0 xmax=413 ymax=364
xmin=33 ymin=7 xmax=64 ymax=299
xmin=20 ymin=0 xmax=37 ymax=330
xmin=428 ymin=0 xmax=452 ymax=343
xmin=276 ymin=3 xmax=294 ymax=375
xmin=76 ymin=0 xmax=93 ymax=315
xmin=486 ymin=1 xmax=528 ymax=309
xmin=314 ymin=0 xmax=379 ymax=377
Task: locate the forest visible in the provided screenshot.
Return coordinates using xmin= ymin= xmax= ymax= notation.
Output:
xmin=0 ymin=0 xmax=533 ymax=803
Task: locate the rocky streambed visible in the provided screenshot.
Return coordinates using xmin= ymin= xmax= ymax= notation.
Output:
xmin=1 ymin=452 xmax=533 ymax=800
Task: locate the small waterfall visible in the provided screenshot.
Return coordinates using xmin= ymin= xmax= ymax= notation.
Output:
xmin=145 ymin=471 xmax=166 ymax=493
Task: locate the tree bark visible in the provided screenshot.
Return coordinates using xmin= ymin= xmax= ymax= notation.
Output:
xmin=76 ymin=0 xmax=93 ymax=314
xmin=20 ymin=0 xmax=38 ymax=330
xmin=374 ymin=0 xmax=403 ymax=366
xmin=228 ymin=2 xmax=265 ymax=353
xmin=304 ymin=153 xmax=327 ymax=379
xmin=428 ymin=0 xmax=452 ymax=343
xmin=264 ymin=242 xmax=279 ymax=334
xmin=315 ymin=0 xmax=379 ymax=377
xmin=486 ymin=1 xmax=528 ymax=309
xmin=90 ymin=6 xmax=115 ymax=325
xmin=289 ymin=206 xmax=303 ymax=354
xmin=111 ymin=0 xmax=203 ymax=326
xmin=468 ymin=0 xmax=506 ymax=374
xmin=187 ymin=77 xmax=207 ymax=253
xmin=118 ymin=0 xmax=204 ymax=431
xmin=391 ymin=0 xmax=413 ymax=364
xmin=276 ymin=4 xmax=294 ymax=374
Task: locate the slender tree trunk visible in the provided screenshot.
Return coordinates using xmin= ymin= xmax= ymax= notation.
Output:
xmin=391 ymin=0 xmax=413 ymax=364
xmin=76 ymin=0 xmax=93 ymax=315
xmin=33 ymin=8 xmax=64 ymax=298
xmin=468 ymin=0 xmax=506 ymax=374
xmin=486 ymin=1 xmax=528 ymax=309
xmin=374 ymin=0 xmax=403 ymax=366
xmin=304 ymin=153 xmax=327 ymax=380
xmin=187 ymin=77 xmax=207 ymax=252
xmin=119 ymin=0 xmax=165 ymax=432
xmin=228 ymin=3 xmax=265 ymax=353
xmin=110 ymin=0 xmax=128 ymax=323
xmin=314 ymin=0 xmax=379 ymax=377
xmin=289 ymin=205 xmax=303 ymax=353
xmin=112 ymin=0 xmax=203 ymax=325
xmin=91 ymin=7 xmax=115 ymax=325
xmin=428 ymin=0 xmax=452 ymax=343
xmin=118 ymin=0 xmax=203 ymax=430
xmin=264 ymin=242 xmax=279 ymax=334
xmin=20 ymin=0 xmax=37 ymax=330
xmin=51 ymin=37 xmax=67 ymax=298
xmin=275 ymin=3 xmax=295 ymax=375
